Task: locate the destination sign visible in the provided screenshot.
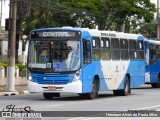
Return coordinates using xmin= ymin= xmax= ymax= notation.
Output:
xmin=31 ymin=31 xmax=78 ymax=38
xmin=101 ymin=33 xmax=116 ymax=37
xmin=43 ymin=32 xmax=75 ymax=37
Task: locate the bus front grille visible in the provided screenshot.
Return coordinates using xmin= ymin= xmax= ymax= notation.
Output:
xmin=32 ymin=75 xmax=70 ymax=84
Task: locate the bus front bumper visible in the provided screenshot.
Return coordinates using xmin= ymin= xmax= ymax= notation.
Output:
xmin=28 ymin=80 xmax=82 ymax=93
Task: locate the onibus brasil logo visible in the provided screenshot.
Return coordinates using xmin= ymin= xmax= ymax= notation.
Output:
xmin=2 ymin=105 xmax=42 ymax=118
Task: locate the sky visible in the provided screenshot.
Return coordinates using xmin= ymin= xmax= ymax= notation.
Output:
xmin=0 ymin=0 xmax=158 ymax=27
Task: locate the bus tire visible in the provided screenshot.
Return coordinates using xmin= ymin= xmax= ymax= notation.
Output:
xmin=151 ymin=74 xmax=160 ymax=88
xmin=121 ymin=76 xmax=130 ymax=96
xmin=113 ymin=76 xmax=130 ymax=96
xmin=113 ymin=90 xmax=120 ymax=96
xmin=43 ymin=93 xmax=54 ymax=100
xmin=87 ymin=78 xmax=99 ymax=99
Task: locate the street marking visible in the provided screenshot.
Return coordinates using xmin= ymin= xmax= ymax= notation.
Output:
xmin=144 ymin=92 xmax=160 ymax=95
xmin=130 ymin=105 xmax=160 ymax=110
xmin=68 ymin=117 xmax=87 ymax=120
xmin=68 ymin=117 xmax=100 ymax=120
xmin=68 ymin=112 xmax=106 ymax=120
xmin=45 ymin=104 xmax=63 ymax=107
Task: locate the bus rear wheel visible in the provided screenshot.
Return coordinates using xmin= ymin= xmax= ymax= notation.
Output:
xmin=87 ymin=78 xmax=98 ymax=99
xmin=113 ymin=76 xmax=130 ymax=96
xmin=151 ymin=75 xmax=160 ymax=88
xmin=121 ymin=76 xmax=130 ymax=96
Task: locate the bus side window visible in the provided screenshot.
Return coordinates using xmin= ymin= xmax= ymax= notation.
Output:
xmin=137 ymin=40 xmax=144 ymax=60
xmin=129 ymin=40 xmax=137 ymax=60
xmin=144 ymin=41 xmax=149 ymax=66
xmin=157 ymin=45 xmax=160 ymax=60
xmin=111 ymin=38 xmax=120 ymax=60
xmin=150 ymin=44 xmax=157 ymax=65
xmin=92 ymin=37 xmax=101 ymax=60
xmin=83 ymin=40 xmax=91 ymax=65
xmin=101 ymin=37 xmax=111 ymax=60
xmin=120 ymin=39 xmax=129 ymax=60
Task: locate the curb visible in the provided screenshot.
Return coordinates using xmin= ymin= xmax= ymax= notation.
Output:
xmin=0 ymin=90 xmax=29 ymax=96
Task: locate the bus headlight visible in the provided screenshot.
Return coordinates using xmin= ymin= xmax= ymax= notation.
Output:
xmin=73 ymin=69 xmax=81 ymax=82
xmin=28 ymin=75 xmax=32 ymax=81
xmin=27 ymin=70 xmax=32 ymax=81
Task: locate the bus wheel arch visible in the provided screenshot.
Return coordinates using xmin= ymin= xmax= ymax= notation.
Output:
xmin=113 ymin=74 xmax=131 ymax=96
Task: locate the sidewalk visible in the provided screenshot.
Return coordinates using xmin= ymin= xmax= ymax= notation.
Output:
xmin=0 ymin=85 xmax=28 ymax=96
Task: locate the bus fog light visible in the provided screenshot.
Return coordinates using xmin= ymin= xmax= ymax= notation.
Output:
xmin=73 ymin=76 xmax=79 ymax=82
xmin=27 ymin=70 xmax=33 ymax=81
xmin=28 ymin=75 xmax=32 ymax=81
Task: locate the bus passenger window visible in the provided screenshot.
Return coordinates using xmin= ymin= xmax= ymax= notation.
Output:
xmin=129 ymin=40 xmax=137 ymax=60
xmin=111 ymin=38 xmax=120 ymax=60
xmin=92 ymin=37 xmax=101 ymax=60
xmin=150 ymin=44 xmax=157 ymax=65
xmin=157 ymin=45 xmax=160 ymax=60
xmin=83 ymin=40 xmax=91 ymax=64
xmin=101 ymin=37 xmax=110 ymax=60
xmin=120 ymin=39 xmax=129 ymax=60
xmin=137 ymin=41 xmax=144 ymax=60
xmin=150 ymin=45 xmax=156 ymax=59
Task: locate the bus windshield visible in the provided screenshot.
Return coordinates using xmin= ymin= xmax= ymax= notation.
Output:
xmin=27 ymin=40 xmax=80 ymax=72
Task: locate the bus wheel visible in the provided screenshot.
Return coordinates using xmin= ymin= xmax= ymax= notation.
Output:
xmin=113 ymin=90 xmax=120 ymax=96
xmin=43 ymin=93 xmax=54 ymax=100
xmin=122 ymin=76 xmax=130 ymax=96
xmin=113 ymin=76 xmax=130 ymax=96
xmin=151 ymin=74 xmax=160 ymax=88
xmin=87 ymin=79 xmax=98 ymax=99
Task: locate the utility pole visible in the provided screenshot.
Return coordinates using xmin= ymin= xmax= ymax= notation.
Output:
xmin=0 ymin=0 xmax=2 ymax=28
xmin=7 ymin=0 xmax=17 ymax=91
xmin=157 ymin=0 xmax=160 ymax=39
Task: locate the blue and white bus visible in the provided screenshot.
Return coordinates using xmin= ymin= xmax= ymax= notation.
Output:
xmin=27 ymin=27 xmax=146 ymax=99
xmin=145 ymin=39 xmax=160 ymax=88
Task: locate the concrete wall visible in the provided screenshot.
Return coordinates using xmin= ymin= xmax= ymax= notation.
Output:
xmin=0 ymin=40 xmax=28 ymax=63
xmin=0 ymin=77 xmax=27 ymax=86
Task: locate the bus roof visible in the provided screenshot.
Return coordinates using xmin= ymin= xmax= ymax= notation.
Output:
xmin=88 ymin=30 xmax=144 ymax=40
xmin=145 ymin=39 xmax=160 ymax=45
xmin=31 ymin=27 xmax=145 ymax=40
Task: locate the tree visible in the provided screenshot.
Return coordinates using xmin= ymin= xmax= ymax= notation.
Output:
xmin=97 ymin=0 xmax=156 ymax=31
xmin=22 ymin=0 xmax=156 ymax=35
xmin=138 ymin=20 xmax=157 ymax=38
xmin=22 ymin=0 xmax=59 ymax=35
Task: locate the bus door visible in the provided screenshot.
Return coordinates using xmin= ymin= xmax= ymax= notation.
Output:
xmin=150 ymin=44 xmax=158 ymax=83
xmin=137 ymin=40 xmax=145 ymax=77
xmin=101 ymin=37 xmax=112 ymax=89
xmin=144 ymin=41 xmax=150 ymax=83
xmin=128 ymin=39 xmax=138 ymax=87
xmin=109 ymin=38 xmax=121 ymax=90
xmin=82 ymin=38 xmax=93 ymax=93
xmin=120 ymin=38 xmax=129 ymax=82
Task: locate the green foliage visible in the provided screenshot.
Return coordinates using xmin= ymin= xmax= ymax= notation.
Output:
xmin=138 ymin=20 xmax=157 ymax=38
xmin=0 ymin=62 xmax=7 ymax=68
xmin=16 ymin=64 xmax=26 ymax=77
xmin=21 ymin=0 xmax=156 ymax=35
xmin=0 ymin=62 xmax=26 ymax=77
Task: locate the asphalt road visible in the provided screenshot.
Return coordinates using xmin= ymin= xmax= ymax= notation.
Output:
xmin=0 ymin=84 xmax=160 ymax=120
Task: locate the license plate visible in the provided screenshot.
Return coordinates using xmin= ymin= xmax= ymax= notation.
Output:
xmin=48 ymin=86 xmax=56 ymax=90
